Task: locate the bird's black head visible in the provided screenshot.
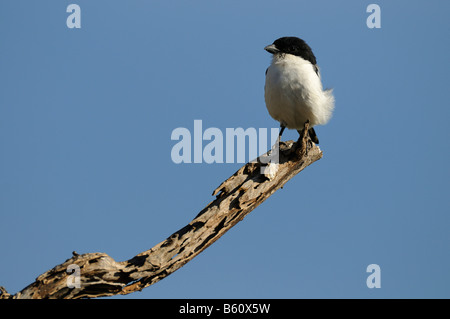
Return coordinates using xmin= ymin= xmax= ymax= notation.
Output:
xmin=264 ymin=36 xmax=317 ymax=65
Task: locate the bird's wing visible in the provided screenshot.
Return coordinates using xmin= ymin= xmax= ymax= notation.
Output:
xmin=313 ymin=64 xmax=320 ymax=77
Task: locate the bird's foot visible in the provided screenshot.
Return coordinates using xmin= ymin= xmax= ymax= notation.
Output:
xmin=295 ymin=120 xmax=312 ymax=156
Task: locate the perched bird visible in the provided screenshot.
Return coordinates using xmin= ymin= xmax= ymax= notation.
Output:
xmin=264 ymin=36 xmax=334 ymax=144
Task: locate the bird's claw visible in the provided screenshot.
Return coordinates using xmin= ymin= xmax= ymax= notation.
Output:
xmin=295 ymin=120 xmax=312 ymax=156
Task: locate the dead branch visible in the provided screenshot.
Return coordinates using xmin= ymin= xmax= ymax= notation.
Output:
xmin=1 ymin=132 xmax=322 ymax=299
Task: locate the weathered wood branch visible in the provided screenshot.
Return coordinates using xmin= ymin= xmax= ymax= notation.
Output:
xmin=1 ymin=132 xmax=323 ymax=299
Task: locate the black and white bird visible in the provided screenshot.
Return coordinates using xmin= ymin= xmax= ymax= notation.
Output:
xmin=264 ymin=36 xmax=334 ymax=144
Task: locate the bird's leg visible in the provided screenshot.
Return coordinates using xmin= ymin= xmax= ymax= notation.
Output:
xmin=296 ymin=120 xmax=311 ymax=155
xmin=277 ymin=125 xmax=286 ymax=144
xmin=267 ymin=124 xmax=285 ymax=157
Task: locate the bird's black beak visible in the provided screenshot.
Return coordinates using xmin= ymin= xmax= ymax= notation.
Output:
xmin=264 ymin=44 xmax=280 ymax=54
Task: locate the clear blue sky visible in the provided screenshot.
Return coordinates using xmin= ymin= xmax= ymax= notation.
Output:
xmin=1 ymin=1 xmax=449 ymax=299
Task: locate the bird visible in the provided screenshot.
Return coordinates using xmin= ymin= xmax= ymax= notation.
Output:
xmin=264 ymin=36 xmax=334 ymax=145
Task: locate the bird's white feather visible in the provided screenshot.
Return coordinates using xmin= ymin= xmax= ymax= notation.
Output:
xmin=264 ymin=54 xmax=334 ymax=129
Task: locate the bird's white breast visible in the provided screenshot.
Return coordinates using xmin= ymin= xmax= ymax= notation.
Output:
xmin=264 ymin=54 xmax=334 ymax=129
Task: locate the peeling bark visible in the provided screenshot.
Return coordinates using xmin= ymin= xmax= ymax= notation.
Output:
xmin=1 ymin=131 xmax=323 ymax=299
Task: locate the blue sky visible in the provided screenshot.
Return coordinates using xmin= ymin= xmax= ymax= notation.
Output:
xmin=1 ymin=1 xmax=449 ymax=299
